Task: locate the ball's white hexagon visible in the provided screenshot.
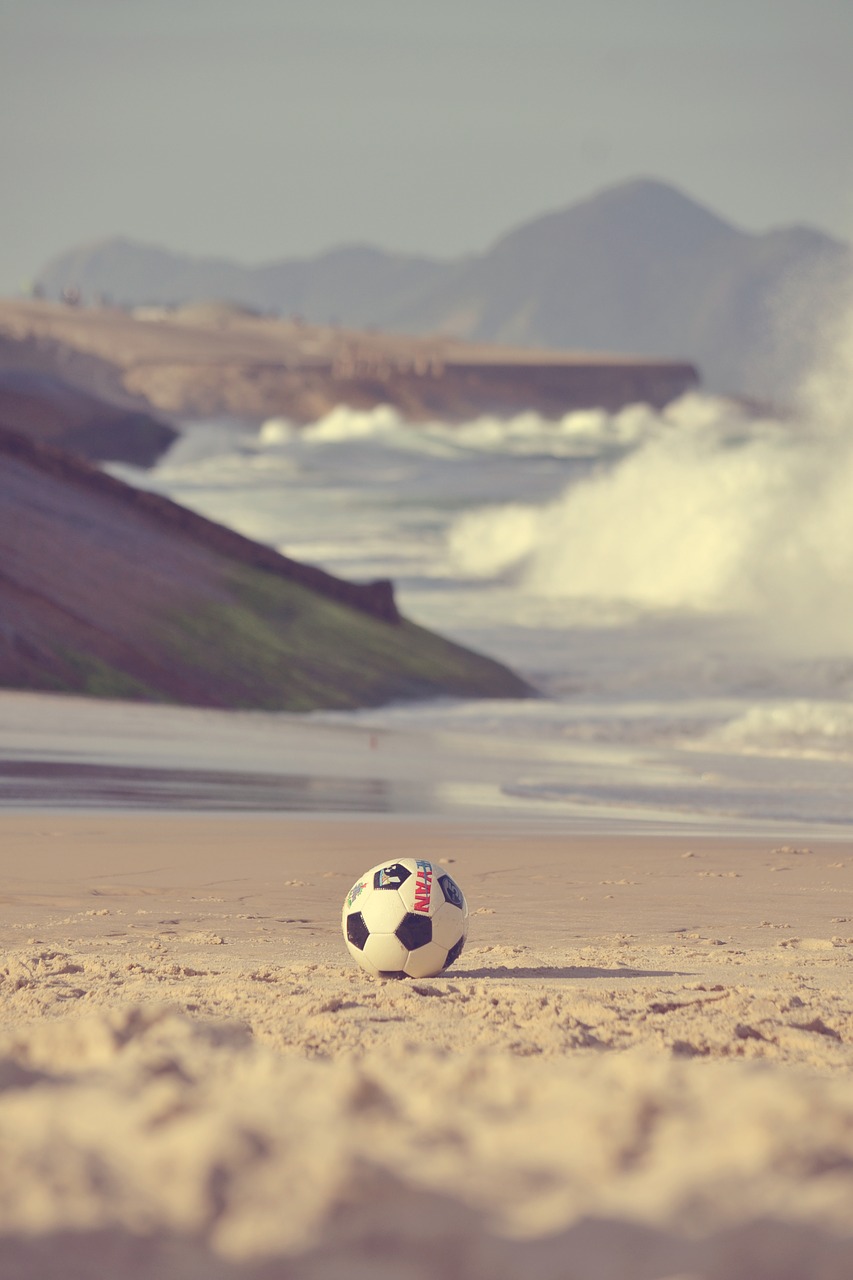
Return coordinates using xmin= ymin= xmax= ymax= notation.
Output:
xmin=363 ymin=931 xmax=408 ymax=974
xmin=430 ymin=900 xmax=465 ymax=950
xmin=360 ymin=889 xmax=407 ymax=933
xmin=349 ymin=946 xmax=380 ymax=977
xmin=403 ymin=940 xmax=449 ymax=979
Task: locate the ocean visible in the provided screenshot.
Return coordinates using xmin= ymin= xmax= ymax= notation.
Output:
xmin=100 ymin=381 xmax=853 ymax=836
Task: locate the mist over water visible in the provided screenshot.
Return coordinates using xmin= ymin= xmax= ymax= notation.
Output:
xmin=447 ymin=394 xmax=853 ymax=656
xmin=441 ymin=289 xmax=853 ymax=656
xmin=112 ymin=317 xmax=853 ymax=829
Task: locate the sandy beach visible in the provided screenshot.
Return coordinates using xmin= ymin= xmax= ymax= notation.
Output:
xmin=2 ymin=810 xmax=852 ymax=1279
xmin=4 ymin=6 xmax=852 ymax=1278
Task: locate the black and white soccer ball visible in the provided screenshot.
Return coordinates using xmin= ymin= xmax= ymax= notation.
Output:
xmin=342 ymin=858 xmax=468 ymax=978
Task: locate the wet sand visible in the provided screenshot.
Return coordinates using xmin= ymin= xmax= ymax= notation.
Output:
xmin=2 ymin=810 xmax=853 ymax=1278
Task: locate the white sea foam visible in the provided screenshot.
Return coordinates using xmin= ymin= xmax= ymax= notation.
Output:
xmin=441 ymin=290 xmax=853 ymax=656
xmin=300 ymin=403 xmax=402 ymax=442
xmin=258 ymin=417 xmax=296 ymax=444
xmin=446 ymin=394 xmax=853 ymax=654
xmin=257 ymin=399 xmax=665 ymax=459
xmin=701 ymin=700 xmax=853 ymax=761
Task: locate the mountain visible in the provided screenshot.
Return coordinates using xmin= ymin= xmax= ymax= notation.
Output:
xmin=0 ymin=427 xmax=529 ymax=710
xmin=33 ymin=179 xmax=852 ymax=402
xmin=390 ymin=179 xmax=835 ymax=400
xmin=37 ymin=238 xmax=445 ymax=328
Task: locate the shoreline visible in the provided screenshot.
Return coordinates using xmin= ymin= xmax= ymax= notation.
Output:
xmin=2 ymin=689 xmax=852 ymax=836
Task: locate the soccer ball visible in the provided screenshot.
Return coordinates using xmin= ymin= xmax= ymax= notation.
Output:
xmin=342 ymin=858 xmax=469 ymax=978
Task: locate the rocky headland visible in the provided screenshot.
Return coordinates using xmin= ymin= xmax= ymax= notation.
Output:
xmin=0 ymin=299 xmax=698 ymax=435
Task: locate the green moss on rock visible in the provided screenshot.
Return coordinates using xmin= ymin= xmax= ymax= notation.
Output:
xmin=56 ymin=649 xmax=161 ymax=700
xmin=156 ymin=564 xmax=529 ymax=711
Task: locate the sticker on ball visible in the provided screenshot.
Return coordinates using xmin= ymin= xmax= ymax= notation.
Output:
xmin=342 ymin=857 xmax=469 ymax=978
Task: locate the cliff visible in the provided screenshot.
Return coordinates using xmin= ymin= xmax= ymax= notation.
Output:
xmin=0 ymin=300 xmax=698 ymax=427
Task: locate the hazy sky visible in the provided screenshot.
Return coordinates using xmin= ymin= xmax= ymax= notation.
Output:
xmin=2 ymin=0 xmax=852 ymax=293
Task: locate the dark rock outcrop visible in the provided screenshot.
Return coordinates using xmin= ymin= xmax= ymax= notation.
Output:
xmin=0 ymin=426 xmax=399 ymax=625
xmin=0 ymin=332 xmax=177 ymax=466
xmin=0 ymin=426 xmax=529 ymax=710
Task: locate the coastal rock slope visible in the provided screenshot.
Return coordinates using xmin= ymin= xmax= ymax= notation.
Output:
xmin=0 ymin=427 xmax=528 ymax=710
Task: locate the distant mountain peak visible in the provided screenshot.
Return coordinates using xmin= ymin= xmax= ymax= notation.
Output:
xmin=491 ymin=176 xmax=737 ymax=259
xmin=601 ymin=175 xmax=734 ymax=223
xmin=30 ymin=178 xmax=851 ymax=402
xmin=594 ymin=174 xmax=720 ymax=204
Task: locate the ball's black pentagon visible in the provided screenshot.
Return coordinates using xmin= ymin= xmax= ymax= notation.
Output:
xmin=438 ymin=874 xmax=464 ymax=909
xmin=377 ymin=969 xmax=407 ymax=979
xmin=346 ymin=911 xmax=370 ymax=951
xmin=395 ymin=912 xmax=432 ymax=951
xmin=373 ymin=862 xmax=413 ymax=890
xmin=443 ymin=937 xmax=465 ymax=970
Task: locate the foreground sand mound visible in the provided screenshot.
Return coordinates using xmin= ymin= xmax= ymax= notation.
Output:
xmin=2 ymin=1005 xmax=853 ymax=1280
